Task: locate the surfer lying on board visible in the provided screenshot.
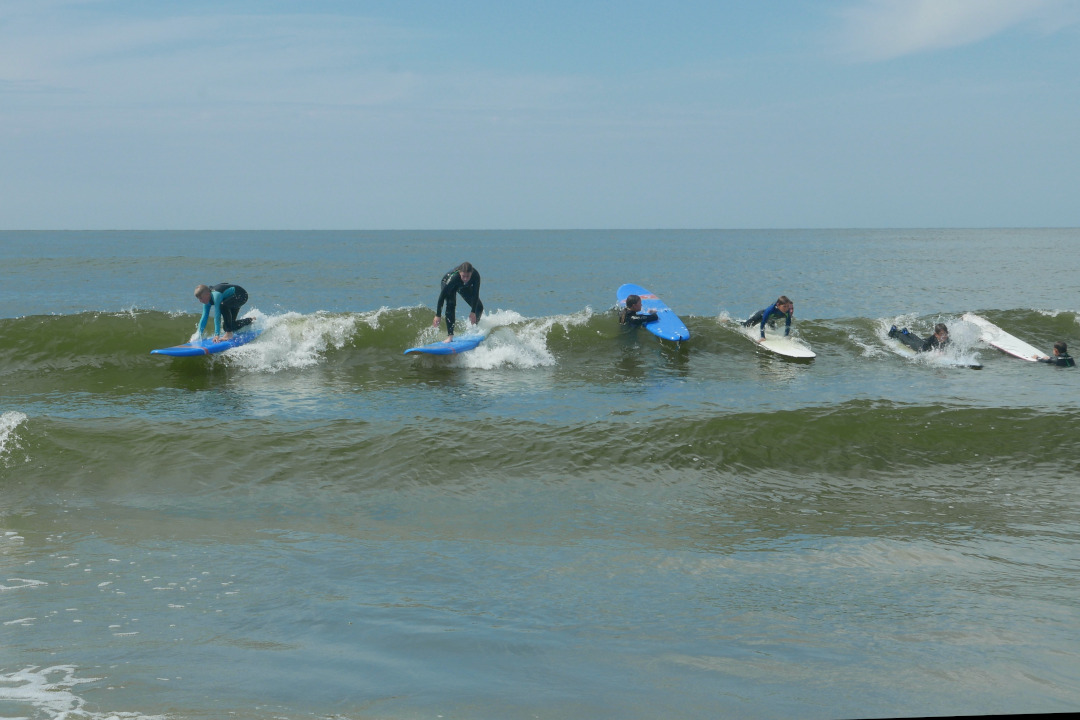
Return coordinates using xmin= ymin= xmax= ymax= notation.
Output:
xmin=1036 ymin=341 xmax=1076 ymax=367
xmin=433 ymin=262 xmax=484 ymax=341
xmin=744 ymin=296 xmax=794 ymax=342
xmin=195 ymin=283 xmax=253 ymax=341
xmin=889 ymin=323 xmax=949 ymax=352
xmin=619 ymin=295 xmax=658 ymax=326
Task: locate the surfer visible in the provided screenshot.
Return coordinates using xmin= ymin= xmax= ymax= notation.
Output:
xmin=1036 ymin=341 xmax=1076 ymax=367
xmin=195 ymin=283 xmax=253 ymax=341
xmin=433 ymin=262 xmax=484 ymax=341
xmin=889 ymin=323 xmax=949 ymax=352
xmin=619 ymin=295 xmax=658 ymax=326
xmin=744 ymin=296 xmax=794 ymax=342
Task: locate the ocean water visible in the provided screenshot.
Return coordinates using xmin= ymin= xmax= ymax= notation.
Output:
xmin=2 ymin=229 xmax=1079 ymax=719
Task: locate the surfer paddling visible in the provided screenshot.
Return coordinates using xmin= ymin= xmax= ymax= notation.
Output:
xmin=744 ymin=296 xmax=794 ymax=342
xmin=433 ymin=262 xmax=484 ymax=342
xmin=195 ymin=283 xmax=254 ymax=341
xmin=889 ymin=323 xmax=949 ymax=352
xmin=619 ymin=294 xmax=658 ymax=326
xmin=1036 ymin=341 xmax=1076 ymax=367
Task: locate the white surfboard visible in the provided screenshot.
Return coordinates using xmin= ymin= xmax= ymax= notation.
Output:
xmin=962 ymin=313 xmax=1042 ymax=362
xmin=740 ymin=324 xmax=815 ymax=359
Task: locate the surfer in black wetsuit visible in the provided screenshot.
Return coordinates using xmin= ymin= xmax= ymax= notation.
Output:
xmin=619 ymin=295 xmax=658 ymax=326
xmin=1036 ymin=341 xmax=1076 ymax=367
xmin=889 ymin=323 xmax=949 ymax=352
xmin=433 ymin=262 xmax=483 ymax=341
xmin=744 ymin=296 xmax=794 ymax=342
xmin=195 ymin=283 xmax=253 ymax=340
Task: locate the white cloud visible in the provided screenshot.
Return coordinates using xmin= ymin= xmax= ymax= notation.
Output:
xmin=836 ymin=0 xmax=1077 ymax=62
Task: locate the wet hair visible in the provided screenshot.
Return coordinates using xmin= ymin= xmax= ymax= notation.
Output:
xmin=626 ymin=294 xmax=641 ymax=307
xmin=777 ymin=295 xmax=792 ymax=307
xmin=934 ymin=323 xmax=949 ymax=335
xmin=194 ymin=284 xmax=210 ymax=299
xmin=1055 ymin=340 xmax=1068 ymax=355
xmin=456 ymin=262 xmax=475 ymax=275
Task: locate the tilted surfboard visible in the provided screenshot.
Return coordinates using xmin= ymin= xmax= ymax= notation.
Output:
xmin=151 ymin=329 xmax=262 ymax=357
xmin=616 ymin=283 xmax=690 ymax=343
xmin=405 ymin=334 xmax=485 ymax=355
xmin=962 ymin=313 xmax=1042 ymax=361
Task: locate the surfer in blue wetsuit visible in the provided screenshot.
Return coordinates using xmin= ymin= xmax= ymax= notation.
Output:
xmin=1036 ymin=341 xmax=1075 ymax=367
xmin=433 ymin=262 xmax=484 ymax=341
xmin=889 ymin=323 xmax=949 ymax=352
xmin=744 ymin=296 xmax=794 ymax=342
xmin=195 ymin=283 xmax=253 ymax=341
xmin=619 ymin=294 xmax=658 ymax=326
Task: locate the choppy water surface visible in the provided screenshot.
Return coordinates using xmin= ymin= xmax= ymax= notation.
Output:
xmin=2 ymin=229 xmax=1079 ymax=719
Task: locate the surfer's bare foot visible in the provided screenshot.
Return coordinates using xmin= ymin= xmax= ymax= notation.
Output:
xmin=444 ymin=336 xmax=453 ymax=343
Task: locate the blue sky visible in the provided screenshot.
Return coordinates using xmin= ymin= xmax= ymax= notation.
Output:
xmin=2 ymin=0 xmax=1078 ymax=229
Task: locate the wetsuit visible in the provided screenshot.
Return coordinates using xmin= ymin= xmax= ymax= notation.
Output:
xmin=436 ymin=268 xmax=483 ymax=336
xmin=197 ymin=283 xmax=253 ymax=336
xmin=744 ymin=303 xmax=792 ymax=338
xmin=619 ymin=307 xmax=659 ymax=326
xmin=888 ymin=326 xmax=947 ymax=352
xmin=1039 ymin=353 xmax=1075 ymax=367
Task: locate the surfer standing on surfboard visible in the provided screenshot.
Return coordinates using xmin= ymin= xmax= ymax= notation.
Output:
xmin=195 ymin=283 xmax=253 ymax=341
xmin=433 ymin=262 xmax=484 ymax=341
xmin=744 ymin=296 xmax=794 ymax=342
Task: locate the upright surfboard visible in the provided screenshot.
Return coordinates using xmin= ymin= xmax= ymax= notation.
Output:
xmin=151 ymin=329 xmax=262 ymax=357
xmin=962 ymin=313 xmax=1042 ymax=361
xmin=740 ymin=323 xmax=815 ymax=359
xmin=405 ymin=334 xmax=485 ymax=355
xmin=616 ymin=284 xmax=690 ymax=343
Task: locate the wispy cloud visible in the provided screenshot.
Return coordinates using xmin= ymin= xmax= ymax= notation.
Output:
xmin=836 ymin=0 xmax=1078 ymax=62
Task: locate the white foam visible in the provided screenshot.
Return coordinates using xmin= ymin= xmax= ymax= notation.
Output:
xmin=0 ymin=665 xmax=164 ymax=720
xmin=449 ymin=308 xmax=591 ymax=370
xmin=1 ymin=411 xmax=28 ymax=464
xmin=214 ymin=308 xmax=372 ymax=372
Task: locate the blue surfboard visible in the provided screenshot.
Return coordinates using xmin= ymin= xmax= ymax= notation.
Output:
xmin=151 ymin=329 xmax=263 ymax=357
xmin=617 ymin=283 xmax=690 ymax=342
xmin=404 ymin=334 xmax=485 ymax=355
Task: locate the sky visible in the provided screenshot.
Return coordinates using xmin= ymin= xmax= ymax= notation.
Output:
xmin=1 ymin=0 xmax=1078 ymax=229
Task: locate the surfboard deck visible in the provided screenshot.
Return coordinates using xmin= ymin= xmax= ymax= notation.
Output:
xmin=151 ymin=329 xmax=262 ymax=357
xmin=962 ymin=313 xmax=1042 ymax=361
xmin=616 ymin=283 xmax=690 ymax=343
xmin=740 ymin=324 xmax=815 ymax=359
xmin=405 ymin=334 xmax=485 ymax=355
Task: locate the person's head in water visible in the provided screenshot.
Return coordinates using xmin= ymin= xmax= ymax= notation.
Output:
xmin=625 ymin=294 xmax=642 ymax=312
xmin=456 ymin=262 xmax=475 ymax=283
xmin=1054 ymin=340 xmax=1068 ymax=356
xmin=934 ymin=323 xmax=949 ymax=340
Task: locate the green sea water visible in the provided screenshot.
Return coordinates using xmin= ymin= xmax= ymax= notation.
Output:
xmin=2 ymin=229 xmax=1079 ymax=719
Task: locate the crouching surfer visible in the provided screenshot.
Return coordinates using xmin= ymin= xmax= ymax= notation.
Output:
xmin=744 ymin=296 xmax=794 ymax=343
xmin=433 ymin=262 xmax=484 ymax=342
xmin=1036 ymin=341 xmax=1076 ymax=367
xmin=889 ymin=323 xmax=949 ymax=352
xmin=619 ymin=294 xmax=658 ymax=327
xmin=195 ymin=283 xmax=254 ymax=341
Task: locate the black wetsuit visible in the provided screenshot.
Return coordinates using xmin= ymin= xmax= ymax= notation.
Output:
xmin=436 ymin=268 xmax=483 ymax=336
xmin=888 ymin=326 xmax=947 ymax=352
xmin=744 ymin=303 xmax=792 ymax=338
xmin=1039 ymin=353 xmax=1075 ymax=367
xmin=619 ymin=307 xmax=659 ymax=326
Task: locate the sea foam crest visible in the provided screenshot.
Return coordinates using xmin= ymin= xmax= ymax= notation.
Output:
xmin=453 ymin=308 xmax=588 ymax=369
xmin=216 ymin=309 xmax=366 ymax=372
xmin=0 ymin=665 xmax=165 ymax=720
xmin=1 ymin=411 xmax=28 ymax=464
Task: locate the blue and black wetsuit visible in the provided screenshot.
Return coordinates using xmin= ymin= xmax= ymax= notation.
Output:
xmin=744 ymin=303 xmax=792 ymax=338
xmin=197 ymin=283 xmax=252 ymax=336
xmin=436 ymin=268 xmax=483 ymax=336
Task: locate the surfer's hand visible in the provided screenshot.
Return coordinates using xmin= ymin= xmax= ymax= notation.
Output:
xmin=432 ymin=316 xmax=441 ymax=328
xmin=469 ymin=312 xmax=477 ymax=324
